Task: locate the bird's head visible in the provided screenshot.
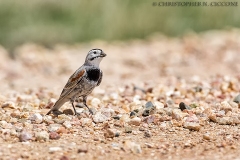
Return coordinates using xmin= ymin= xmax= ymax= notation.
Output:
xmin=84 ymin=49 xmax=107 ymax=67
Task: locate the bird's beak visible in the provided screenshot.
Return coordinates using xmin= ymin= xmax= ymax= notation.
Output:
xmin=100 ymin=52 xmax=107 ymax=57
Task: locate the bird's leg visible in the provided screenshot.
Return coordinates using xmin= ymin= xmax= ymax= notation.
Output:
xmin=71 ymin=99 xmax=78 ymax=115
xmin=83 ymin=96 xmax=93 ymax=114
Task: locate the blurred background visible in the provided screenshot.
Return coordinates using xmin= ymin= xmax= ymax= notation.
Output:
xmin=0 ymin=0 xmax=240 ymax=92
xmin=0 ymin=0 xmax=239 ymax=50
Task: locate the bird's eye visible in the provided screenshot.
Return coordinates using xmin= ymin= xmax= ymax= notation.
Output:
xmin=93 ymin=51 xmax=96 ymax=54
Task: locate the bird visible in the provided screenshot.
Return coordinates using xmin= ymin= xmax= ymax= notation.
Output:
xmin=46 ymin=49 xmax=106 ymax=115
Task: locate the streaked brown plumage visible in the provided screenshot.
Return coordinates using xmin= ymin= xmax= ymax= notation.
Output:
xmin=46 ymin=49 xmax=106 ymax=115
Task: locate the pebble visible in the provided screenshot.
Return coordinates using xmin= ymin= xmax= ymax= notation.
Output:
xmin=144 ymin=130 xmax=152 ymax=138
xmin=48 ymin=124 xmax=62 ymax=132
xmin=233 ymin=94 xmax=240 ymax=104
xmin=128 ymin=117 xmax=141 ymax=126
xmin=29 ymin=113 xmax=43 ymax=124
xmin=80 ymin=118 xmax=93 ymax=126
xmin=0 ymin=120 xmax=12 ymax=129
xmin=130 ymin=111 xmax=137 ymax=118
xmin=124 ymin=126 xmax=132 ymax=133
xmin=142 ymin=101 xmax=156 ymax=117
xmin=220 ymin=101 xmax=232 ymax=113
xmin=104 ymin=129 xmax=115 ymax=138
xmin=1 ymin=101 xmax=16 ymax=109
xmin=60 ymin=155 xmax=70 ymax=160
xmin=183 ymin=122 xmax=200 ymax=131
xmin=62 ymin=109 xmax=74 ymax=115
xmin=216 ymin=117 xmax=232 ymax=125
xmin=203 ymin=132 xmax=211 ymax=140
xmin=123 ymin=140 xmax=142 ymax=154
xmin=154 ymin=101 xmax=164 ymax=110
xmin=91 ymin=98 xmax=101 ymax=108
xmin=35 ymin=131 xmax=49 ymax=141
xmin=49 ymin=132 xmax=60 ymax=140
xmin=43 ymin=115 xmax=53 ymax=124
xmin=172 ymin=109 xmax=188 ymax=120
xmin=19 ymin=131 xmax=32 ymax=142
xmin=78 ymin=146 xmax=88 ymax=153
xmin=63 ymin=121 xmax=72 ymax=129
xmin=179 ymin=102 xmax=191 ymax=111
xmin=49 ymin=147 xmax=62 ymax=153
xmin=93 ymin=112 xmax=109 ymax=123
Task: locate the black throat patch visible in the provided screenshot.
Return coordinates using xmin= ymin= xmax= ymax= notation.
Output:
xmin=86 ymin=68 xmax=100 ymax=82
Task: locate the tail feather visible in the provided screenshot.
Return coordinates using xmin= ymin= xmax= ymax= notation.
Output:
xmin=46 ymin=98 xmax=67 ymax=115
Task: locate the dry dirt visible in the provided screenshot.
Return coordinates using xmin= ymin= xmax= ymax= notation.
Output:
xmin=1 ymin=30 xmax=240 ymax=160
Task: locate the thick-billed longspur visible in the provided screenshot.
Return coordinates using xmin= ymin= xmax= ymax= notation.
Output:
xmin=46 ymin=49 xmax=106 ymax=115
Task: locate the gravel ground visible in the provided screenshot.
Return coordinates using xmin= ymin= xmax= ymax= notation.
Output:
xmin=1 ymin=30 xmax=240 ymax=160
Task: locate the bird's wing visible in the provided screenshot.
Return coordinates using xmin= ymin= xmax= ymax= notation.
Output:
xmin=97 ymin=70 xmax=103 ymax=86
xmin=59 ymin=67 xmax=86 ymax=98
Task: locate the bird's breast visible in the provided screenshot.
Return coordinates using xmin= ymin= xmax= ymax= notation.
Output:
xmin=86 ymin=68 xmax=100 ymax=82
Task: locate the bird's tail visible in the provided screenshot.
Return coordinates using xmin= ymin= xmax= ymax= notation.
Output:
xmin=46 ymin=98 xmax=67 ymax=115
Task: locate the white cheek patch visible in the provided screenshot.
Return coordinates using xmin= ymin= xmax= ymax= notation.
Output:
xmin=91 ymin=57 xmax=103 ymax=66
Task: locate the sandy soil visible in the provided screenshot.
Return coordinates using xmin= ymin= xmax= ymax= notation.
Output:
xmin=0 ymin=29 xmax=240 ymax=160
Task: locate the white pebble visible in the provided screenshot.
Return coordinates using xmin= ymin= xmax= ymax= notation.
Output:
xmin=49 ymin=147 xmax=62 ymax=153
xmin=29 ymin=113 xmax=43 ymax=124
xmin=93 ymin=112 xmax=109 ymax=123
xmin=63 ymin=121 xmax=72 ymax=129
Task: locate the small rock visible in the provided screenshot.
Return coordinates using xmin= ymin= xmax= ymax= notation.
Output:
xmin=43 ymin=115 xmax=53 ymax=124
xmin=93 ymin=112 xmax=109 ymax=123
xmin=143 ymin=115 xmax=155 ymax=124
xmin=154 ymin=101 xmax=164 ymax=110
xmin=57 ymin=127 xmax=68 ymax=134
xmin=185 ymin=114 xmax=199 ymax=123
xmin=203 ymin=132 xmax=211 ymax=140
xmin=120 ymin=114 xmax=130 ymax=123
xmin=111 ymin=143 xmax=121 ymax=150
xmin=124 ymin=126 xmax=132 ymax=133
xmin=48 ymin=124 xmax=62 ymax=132
xmin=91 ymin=98 xmax=101 ymax=108
xmin=1 ymin=101 xmax=16 ymax=109
xmin=78 ymin=146 xmax=88 ymax=153
xmin=19 ymin=131 xmax=32 ymax=142
xmin=220 ymin=101 xmax=232 ymax=113
xmin=58 ymin=114 xmax=71 ymax=121
xmin=183 ymin=122 xmax=200 ymax=131
xmin=101 ymin=108 xmax=115 ymax=118
xmin=104 ymin=129 xmax=115 ymax=138
xmin=179 ymin=102 xmax=191 ymax=111
xmin=216 ymin=117 xmax=232 ymax=125
xmin=142 ymin=101 xmax=156 ymax=117
xmin=35 ymin=131 xmax=49 ymax=141
xmin=29 ymin=113 xmax=43 ymax=124
xmin=144 ymin=130 xmax=152 ymax=138
xmin=112 ymin=115 xmax=120 ymax=120
xmin=123 ymin=140 xmax=142 ymax=154
xmin=184 ymin=140 xmax=192 ymax=147
xmin=21 ymin=152 xmax=30 ymax=158
xmin=0 ymin=121 xmax=12 ymax=129
xmin=80 ymin=118 xmax=93 ymax=126
xmin=10 ymin=129 xmax=18 ymax=136
xmin=109 ymin=93 xmax=119 ymax=100
xmin=172 ymin=109 xmax=188 ymax=120
xmin=60 ymin=155 xmax=70 ymax=160
xmin=63 ymin=109 xmax=74 ymax=115
xmin=63 ymin=121 xmax=72 ymax=129
xmin=49 ymin=132 xmax=60 ymax=140
xmin=233 ymin=94 xmax=240 ymax=104
xmin=49 ymin=147 xmax=62 ymax=153
xmin=130 ymin=111 xmax=137 ymax=118
xmin=128 ymin=117 xmax=141 ymax=126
